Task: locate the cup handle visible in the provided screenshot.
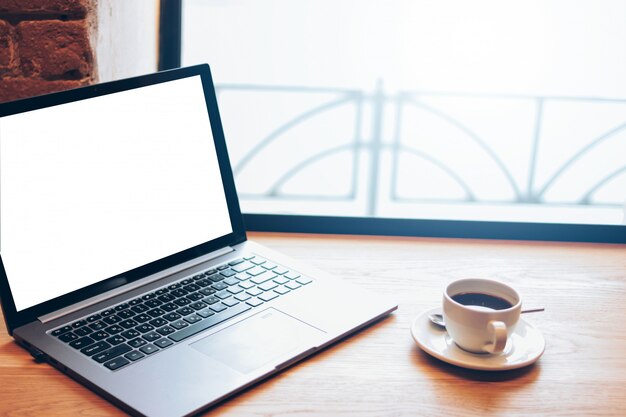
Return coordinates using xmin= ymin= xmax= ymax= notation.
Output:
xmin=485 ymin=320 xmax=507 ymax=354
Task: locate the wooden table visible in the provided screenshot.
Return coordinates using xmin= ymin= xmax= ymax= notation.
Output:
xmin=1 ymin=232 xmax=625 ymax=416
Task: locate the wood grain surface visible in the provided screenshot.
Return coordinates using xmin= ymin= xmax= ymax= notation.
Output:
xmin=1 ymin=232 xmax=625 ymax=416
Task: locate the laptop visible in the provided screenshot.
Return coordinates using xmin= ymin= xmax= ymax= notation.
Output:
xmin=0 ymin=64 xmax=397 ymax=416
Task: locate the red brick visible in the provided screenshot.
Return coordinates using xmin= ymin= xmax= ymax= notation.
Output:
xmin=0 ymin=19 xmax=17 ymax=74
xmin=0 ymin=0 xmax=88 ymax=17
xmin=0 ymin=77 xmax=86 ymax=103
xmin=17 ymin=20 xmax=92 ymax=79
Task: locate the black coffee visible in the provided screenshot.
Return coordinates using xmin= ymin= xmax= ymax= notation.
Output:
xmin=451 ymin=292 xmax=513 ymax=310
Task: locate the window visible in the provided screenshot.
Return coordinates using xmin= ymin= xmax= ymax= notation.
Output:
xmin=168 ymin=0 xmax=626 ymax=242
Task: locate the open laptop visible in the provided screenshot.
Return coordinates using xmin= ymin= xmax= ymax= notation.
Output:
xmin=0 ymin=64 xmax=397 ymax=416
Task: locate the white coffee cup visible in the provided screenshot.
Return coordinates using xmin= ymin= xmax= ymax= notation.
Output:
xmin=443 ymin=278 xmax=521 ymax=354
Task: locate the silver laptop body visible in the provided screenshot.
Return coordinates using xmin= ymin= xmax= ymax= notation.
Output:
xmin=0 ymin=64 xmax=397 ymax=417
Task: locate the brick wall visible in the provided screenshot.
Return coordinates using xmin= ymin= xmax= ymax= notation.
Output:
xmin=0 ymin=0 xmax=95 ymax=103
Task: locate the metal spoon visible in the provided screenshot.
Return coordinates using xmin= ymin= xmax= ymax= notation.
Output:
xmin=428 ymin=307 xmax=545 ymax=328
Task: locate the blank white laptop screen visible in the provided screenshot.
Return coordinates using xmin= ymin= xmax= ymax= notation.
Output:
xmin=0 ymin=75 xmax=233 ymax=312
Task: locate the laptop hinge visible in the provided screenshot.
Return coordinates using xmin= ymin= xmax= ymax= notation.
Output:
xmin=38 ymin=246 xmax=235 ymax=324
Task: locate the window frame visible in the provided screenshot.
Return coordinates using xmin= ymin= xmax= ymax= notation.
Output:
xmin=160 ymin=0 xmax=626 ymax=244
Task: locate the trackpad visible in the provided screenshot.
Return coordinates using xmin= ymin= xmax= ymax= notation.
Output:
xmin=191 ymin=308 xmax=324 ymax=374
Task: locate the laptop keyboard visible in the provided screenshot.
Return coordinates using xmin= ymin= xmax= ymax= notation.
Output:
xmin=48 ymin=255 xmax=313 ymax=371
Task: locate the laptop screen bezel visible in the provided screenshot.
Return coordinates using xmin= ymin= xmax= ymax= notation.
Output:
xmin=0 ymin=64 xmax=247 ymax=334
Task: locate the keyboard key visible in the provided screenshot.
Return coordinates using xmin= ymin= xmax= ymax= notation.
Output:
xmin=174 ymin=297 xmax=192 ymax=306
xmin=86 ymin=314 xmax=101 ymax=323
xmin=91 ymin=331 xmax=110 ymax=341
xmin=142 ymin=293 xmax=157 ymax=300
xmin=274 ymin=266 xmax=289 ymax=275
xmin=209 ymin=303 xmax=227 ymax=313
xmin=284 ymin=272 xmax=300 ymax=280
xmin=222 ymin=298 xmax=240 ymax=307
xmin=231 ymin=261 xmax=254 ymax=272
xmin=59 ymin=332 xmax=79 ymax=343
xmin=170 ymin=320 xmax=188 ymax=330
xmin=183 ymin=314 xmax=202 ymax=324
xmin=104 ymin=356 xmax=130 ymax=370
xmin=158 ymin=293 xmax=176 ymax=303
xmin=183 ymin=284 xmax=200 ymax=292
xmin=228 ymin=258 xmax=245 ymax=266
xmin=212 ymin=282 xmax=228 ymax=291
xmin=149 ymin=318 xmax=168 ymax=328
xmin=274 ymin=286 xmax=290 ymax=295
xmin=223 ymin=277 xmax=240 ymax=286
xmin=93 ymin=343 xmax=132 ymax=363
xmin=142 ymin=331 xmax=161 ymax=342
xmin=131 ymin=304 xmax=149 ymax=314
xmin=196 ymin=308 xmax=214 ymax=318
xmin=129 ymin=298 xmax=142 ymax=306
xmin=74 ymin=326 xmax=93 ymax=337
xmin=243 ymin=255 xmax=255 ymax=260
xmin=128 ymin=338 xmax=147 ymax=348
xmin=114 ymin=303 xmax=130 ymax=311
xmin=156 ymin=325 xmax=175 ymax=336
xmin=285 ymin=282 xmax=302 ymax=290
xmin=121 ymin=329 xmax=140 ymax=339
xmin=147 ymin=308 xmax=166 ymax=318
xmin=81 ymin=341 xmax=112 ymax=356
xmin=88 ymin=321 xmax=106 ymax=331
xmin=155 ymin=338 xmax=173 ymax=349
xmin=161 ymin=302 xmax=178 ymax=312
xmin=101 ymin=308 xmax=116 ymax=317
xmin=217 ymin=265 xmax=229 ymax=271
xmin=219 ymin=269 xmax=237 ymax=278
xmin=135 ymin=324 xmax=154 ymax=333
xmin=106 ymin=335 xmax=126 ymax=346
xmin=274 ymin=276 xmax=289 ymax=285
xmin=119 ymin=319 xmax=139 ymax=329
xmin=227 ymin=286 xmax=243 ymax=295
xmin=170 ymin=289 xmax=188 ymax=298
xmin=296 ymin=277 xmax=313 ymax=285
xmin=251 ymin=273 xmax=277 ymax=285
xmin=250 ymin=258 xmax=265 ymax=266
xmin=215 ymin=290 xmax=232 ymax=300
xmin=187 ymin=292 xmax=205 ymax=301
xmin=208 ymin=274 xmax=224 ymax=283
xmin=144 ymin=299 xmax=162 ymax=309
xmin=168 ymin=304 xmax=251 ymax=343
xmin=155 ymin=288 xmax=168 ymax=296
xmin=190 ymin=301 xmax=208 ymax=310
xmin=246 ymin=288 xmax=263 ymax=297
xmin=117 ymin=309 xmax=136 ymax=319
xmin=247 ymin=266 xmax=267 ymax=276
xmin=199 ymin=288 xmax=216 ymax=296
xmin=176 ymin=307 xmax=195 ymax=316
xmin=238 ymin=281 xmax=255 ymax=289
xmin=163 ymin=312 xmax=182 ymax=321
xmin=105 ymin=325 xmax=124 ymax=334
xmin=69 ymin=336 xmax=95 ymax=350
xmin=259 ymin=292 xmax=279 ymax=302
xmin=71 ymin=320 xmax=87 ymax=328
xmin=125 ymin=350 xmax=145 ymax=361
xmin=258 ymin=281 xmax=278 ymax=291
xmin=203 ymin=295 xmax=220 ymax=305
xmin=140 ymin=344 xmax=159 ymax=355
xmin=196 ymin=279 xmax=211 ymax=288
xmin=262 ymin=262 xmax=277 ymax=270
xmin=167 ymin=283 xmax=181 ymax=291
xmin=234 ymin=293 xmax=251 ymax=302
xmin=134 ymin=314 xmax=152 ymax=323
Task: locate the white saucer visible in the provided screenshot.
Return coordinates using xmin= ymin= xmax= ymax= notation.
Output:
xmin=411 ymin=307 xmax=545 ymax=371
